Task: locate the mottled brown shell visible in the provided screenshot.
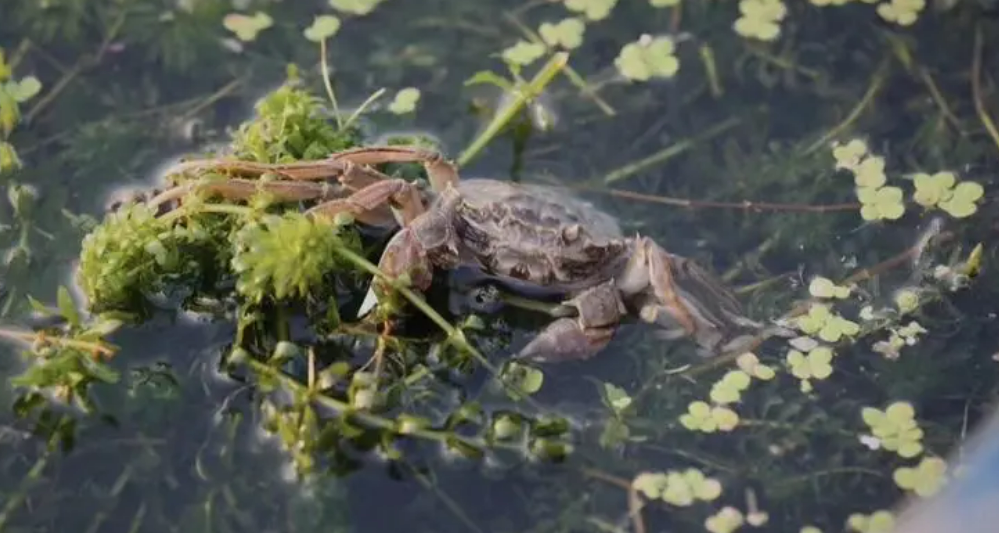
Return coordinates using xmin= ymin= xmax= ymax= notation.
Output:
xmin=450 ymin=179 xmax=629 ymax=290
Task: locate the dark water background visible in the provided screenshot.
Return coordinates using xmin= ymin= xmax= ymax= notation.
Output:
xmin=2 ymin=1 xmax=999 ymax=532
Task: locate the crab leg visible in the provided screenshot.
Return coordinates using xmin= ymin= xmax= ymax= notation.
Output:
xmin=146 ymin=179 xmax=345 ymax=210
xmin=166 ymin=158 xmax=353 ymax=181
xmin=305 ymin=178 xmax=425 ymax=227
xmin=327 ymin=146 xmax=460 ymax=192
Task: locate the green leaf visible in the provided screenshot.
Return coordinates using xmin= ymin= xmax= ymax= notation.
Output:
xmin=501 ymin=40 xmax=546 ymax=67
xmin=57 ymin=286 xmax=80 ymax=327
xmin=614 ymin=36 xmax=680 ymax=82
xmin=632 ymin=472 xmax=669 ymax=499
xmin=563 ymin=0 xmax=619 ymax=21
xmin=538 ymin=18 xmax=586 ymax=50
xmin=6 ymin=76 xmax=42 ymax=103
xmin=329 ymin=0 xmax=384 ymax=15
xmin=0 ymin=141 xmax=21 ymax=173
xmin=502 ymin=361 xmax=544 ymax=397
xmin=601 ymin=382 xmax=632 ymax=413
xmin=387 ymin=87 xmax=420 ymax=115
xmin=303 ymin=15 xmax=341 ymax=42
xmin=464 ymin=70 xmax=514 ymax=91
xmin=912 ymin=171 xmax=955 ymax=207
xmin=0 ymin=88 xmax=20 ymax=136
xmin=222 ymin=12 xmax=273 ymax=42
xmin=26 ymin=294 xmax=54 ymax=316
xmin=939 ymin=181 xmax=984 ymax=218
xmin=0 ymin=49 xmax=11 ymax=82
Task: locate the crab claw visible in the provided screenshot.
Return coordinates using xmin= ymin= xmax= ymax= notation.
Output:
xmin=358 ymin=227 xmax=434 ymax=317
xmin=515 ymin=280 xmax=626 ymax=363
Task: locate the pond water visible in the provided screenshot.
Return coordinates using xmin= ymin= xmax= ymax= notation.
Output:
xmin=2 ymin=1 xmax=999 ymax=532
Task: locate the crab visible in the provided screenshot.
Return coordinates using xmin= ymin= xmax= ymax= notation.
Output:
xmin=161 ymin=145 xmax=767 ymax=362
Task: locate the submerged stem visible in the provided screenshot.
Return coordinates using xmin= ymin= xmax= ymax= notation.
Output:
xmin=972 ymin=24 xmax=999 ymax=156
xmin=804 ymin=58 xmax=890 ymax=154
xmin=598 ymin=115 xmax=744 ymax=185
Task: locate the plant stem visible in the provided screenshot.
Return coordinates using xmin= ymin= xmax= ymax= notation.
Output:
xmin=972 ymin=24 xmax=999 ymax=156
xmin=598 ymin=115 xmax=743 ymax=185
xmin=0 ymin=327 xmax=116 ymax=357
xmin=342 ymin=87 xmax=387 ymax=131
xmin=248 ymin=358 xmax=513 ymax=454
xmin=804 ymin=58 xmax=889 ymax=154
xmin=457 ymin=52 xmax=568 ymax=168
xmin=319 ymin=38 xmax=343 ymax=130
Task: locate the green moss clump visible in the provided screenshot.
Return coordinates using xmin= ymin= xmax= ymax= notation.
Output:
xmin=77 ymin=203 xmax=196 ymax=313
xmin=231 ymin=80 xmax=364 ymax=163
xmin=231 ymin=212 xmax=361 ymax=304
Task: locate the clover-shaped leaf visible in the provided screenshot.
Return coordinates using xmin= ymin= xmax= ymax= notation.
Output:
xmin=649 ymin=469 xmax=725 ymax=506
xmin=6 ymin=76 xmax=42 ymax=103
xmin=680 ymin=401 xmax=739 ymax=432
xmin=602 ymin=382 xmax=633 ymax=413
xmin=854 ymin=156 xmax=887 ymax=188
xmin=862 ymin=401 xmax=924 ymax=458
xmin=912 ymin=171 xmax=955 ymax=207
xmin=615 ymin=35 xmax=679 ymax=82
xmin=788 ymin=346 xmax=834 ymax=380
xmin=809 ymin=276 xmax=851 ymax=299
xmin=897 ymin=321 xmax=927 ymax=340
xmin=710 ymin=369 xmax=752 ymax=404
xmin=501 ymin=40 xmax=546 ymax=67
xmin=733 ymin=0 xmax=787 ymax=41
xmin=501 ymin=361 xmax=544 ymax=397
xmin=736 ymin=352 xmax=776 ymax=380
xmin=539 ymin=18 xmax=585 ymax=50
xmin=223 ymin=12 xmax=273 ymax=42
xmin=894 ymin=456 xmax=946 ymax=497
xmin=858 ymin=185 xmax=905 ymax=221
xmin=939 ymin=181 xmax=984 ymax=218
xmin=387 ymin=87 xmax=420 ymax=115
xmin=681 ymin=469 xmax=723 ymax=501
xmin=894 ymin=288 xmax=919 ymax=314
xmin=796 ymin=303 xmax=831 ymax=334
xmin=711 ymin=405 xmax=740 ymax=431
xmin=633 ymin=472 xmax=669 ymax=499
xmin=706 ymin=506 xmax=745 ymax=533
xmin=847 ymin=510 xmax=895 ymax=533
xmin=329 ymin=0 xmax=384 ymax=15
xmin=795 ymin=303 xmax=859 ymax=342
xmin=563 ymin=0 xmax=619 ymax=21
xmin=833 ymin=139 xmax=868 ymax=170
xmin=876 ymin=0 xmax=922 ymax=26
xmin=821 ymin=314 xmax=860 ymax=342
xmin=304 ymin=15 xmax=342 ymax=42
xmin=634 ymin=469 xmax=722 ymax=506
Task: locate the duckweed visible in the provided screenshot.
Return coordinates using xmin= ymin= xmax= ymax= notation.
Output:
xmin=893 ymin=456 xmax=947 ymax=497
xmin=615 ymin=35 xmax=681 ymax=81
xmin=861 ymin=401 xmax=924 ymax=458
xmin=734 ymin=0 xmax=788 ymax=42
